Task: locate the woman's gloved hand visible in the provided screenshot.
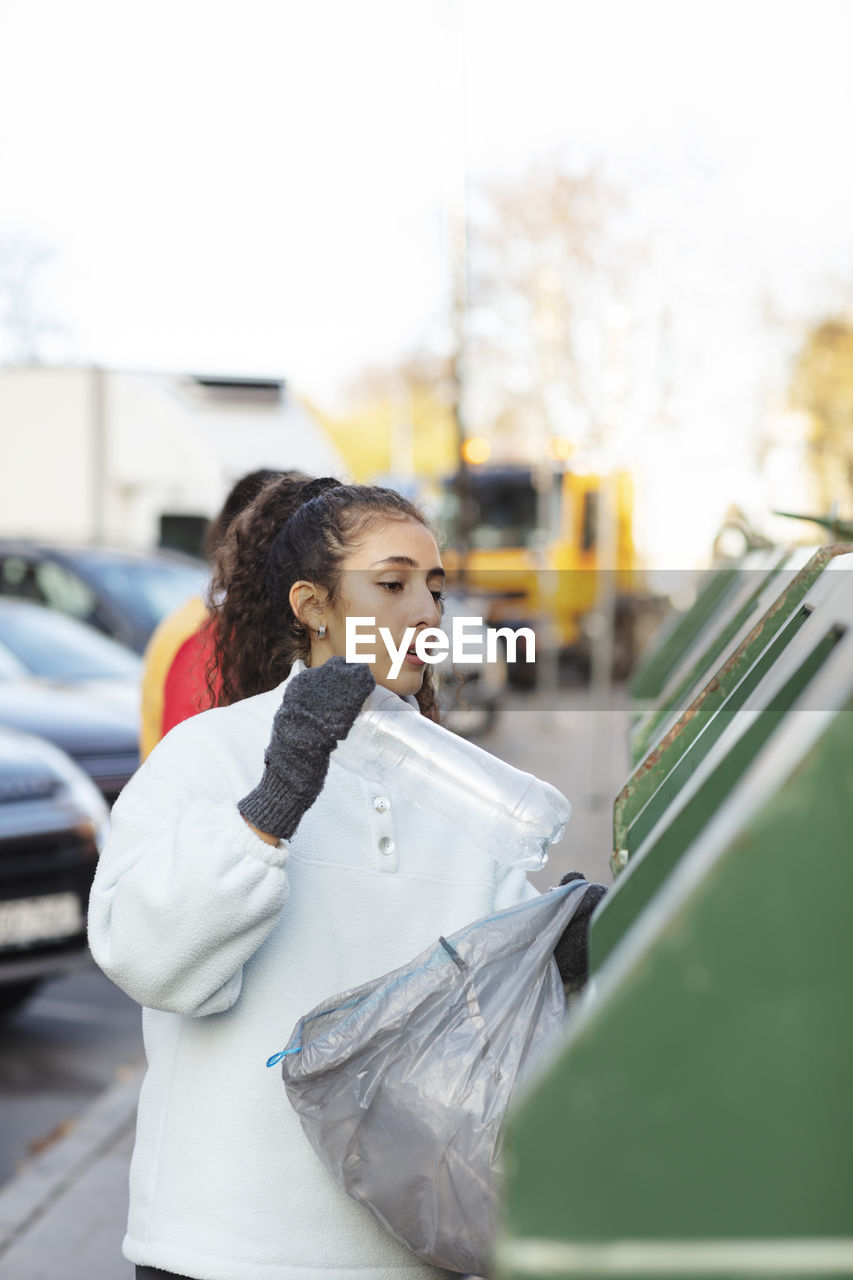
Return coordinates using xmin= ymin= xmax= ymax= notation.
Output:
xmin=238 ymin=657 xmax=376 ymax=841
xmin=553 ymin=870 xmax=608 ymax=993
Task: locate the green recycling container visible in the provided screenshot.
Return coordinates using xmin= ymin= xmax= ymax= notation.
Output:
xmin=495 ymin=549 xmax=853 ymax=1280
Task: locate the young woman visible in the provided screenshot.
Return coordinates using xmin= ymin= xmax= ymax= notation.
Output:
xmin=88 ymin=475 xmax=596 ymax=1280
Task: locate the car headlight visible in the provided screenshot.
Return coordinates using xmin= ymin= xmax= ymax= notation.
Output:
xmin=24 ymin=736 xmax=111 ymax=852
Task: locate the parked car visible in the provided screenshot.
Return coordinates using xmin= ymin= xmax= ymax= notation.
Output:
xmin=0 ymin=599 xmax=141 ymax=802
xmin=0 ymin=727 xmax=108 ymax=1016
xmin=0 ymin=539 xmax=208 ymax=653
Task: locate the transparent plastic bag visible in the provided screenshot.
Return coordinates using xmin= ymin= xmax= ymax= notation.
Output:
xmin=267 ymin=881 xmax=588 ymax=1276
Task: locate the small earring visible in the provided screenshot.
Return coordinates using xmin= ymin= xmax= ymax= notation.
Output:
xmin=317 ymin=624 xmax=327 ymax=640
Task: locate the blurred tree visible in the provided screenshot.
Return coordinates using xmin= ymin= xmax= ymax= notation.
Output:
xmin=788 ymin=318 xmax=853 ymax=513
xmin=463 ymin=166 xmax=638 ymax=456
xmin=322 ymin=166 xmax=639 ymax=488
xmin=0 ymin=232 xmax=65 ymax=363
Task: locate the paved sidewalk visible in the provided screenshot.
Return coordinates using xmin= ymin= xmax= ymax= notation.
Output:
xmin=0 ymin=1063 xmax=142 ymax=1279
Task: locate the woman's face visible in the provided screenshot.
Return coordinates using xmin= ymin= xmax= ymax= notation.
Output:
xmin=314 ymin=517 xmax=445 ymax=696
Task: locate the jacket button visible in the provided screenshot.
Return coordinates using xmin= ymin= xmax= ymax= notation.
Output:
xmin=379 ymin=836 xmax=396 ymax=856
xmin=373 ymin=796 xmax=391 ymax=813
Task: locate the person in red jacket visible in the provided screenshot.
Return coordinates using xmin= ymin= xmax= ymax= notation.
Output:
xmin=140 ymin=469 xmax=295 ymax=760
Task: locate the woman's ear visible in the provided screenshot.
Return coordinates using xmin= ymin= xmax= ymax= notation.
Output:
xmin=289 ymin=580 xmax=326 ymax=629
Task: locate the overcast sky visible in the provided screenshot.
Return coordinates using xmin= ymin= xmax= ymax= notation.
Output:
xmin=1 ymin=0 xmax=851 ymax=401
xmin=3 ymin=0 xmax=852 ymax=560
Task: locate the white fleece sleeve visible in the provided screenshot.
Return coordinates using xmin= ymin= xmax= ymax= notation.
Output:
xmin=87 ymin=723 xmax=289 ymax=1018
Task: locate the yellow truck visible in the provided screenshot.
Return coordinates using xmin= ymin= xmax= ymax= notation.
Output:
xmin=436 ymin=463 xmax=647 ymax=683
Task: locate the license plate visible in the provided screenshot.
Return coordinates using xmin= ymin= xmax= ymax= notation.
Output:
xmin=0 ymin=893 xmax=83 ymax=947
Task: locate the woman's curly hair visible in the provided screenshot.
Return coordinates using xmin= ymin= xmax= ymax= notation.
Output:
xmin=205 ymin=474 xmax=441 ymax=722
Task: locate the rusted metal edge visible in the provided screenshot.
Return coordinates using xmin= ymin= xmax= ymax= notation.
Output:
xmin=611 ymin=545 xmax=852 ymax=876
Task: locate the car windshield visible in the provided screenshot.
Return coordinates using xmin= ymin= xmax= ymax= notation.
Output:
xmin=71 ymin=552 xmax=208 ymax=634
xmin=439 ymin=472 xmax=541 ymax=550
xmin=0 ymin=603 xmax=142 ymax=681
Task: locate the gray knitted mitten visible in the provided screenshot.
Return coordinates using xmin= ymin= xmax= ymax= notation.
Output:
xmin=552 ymin=870 xmax=608 ymax=993
xmin=238 ymin=657 xmax=376 ymax=841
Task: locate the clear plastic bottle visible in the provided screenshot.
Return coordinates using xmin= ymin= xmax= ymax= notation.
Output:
xmin=332 ymin=684 xmax=572 ymax=870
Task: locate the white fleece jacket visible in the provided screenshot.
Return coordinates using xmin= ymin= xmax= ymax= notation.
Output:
xmin=88 ymin=660 xmax=539 ymax=1280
